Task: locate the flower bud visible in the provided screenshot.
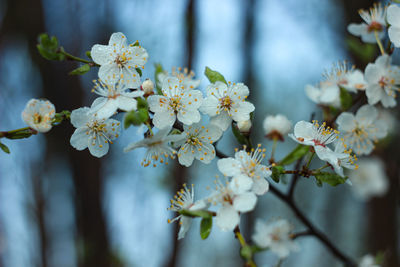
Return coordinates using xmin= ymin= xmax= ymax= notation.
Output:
xmin=263 ymin=114 xmax=291 ymax=141
xmin=21 ymin=99 xmax=56 ymax=133
xmin=141 ymin=79 xmax=154 ymax=95
xmin=237 ymin=120 xmax=252 ymax=134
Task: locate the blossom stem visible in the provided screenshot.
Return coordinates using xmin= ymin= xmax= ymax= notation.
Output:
xmin=270 ymin=138 xmax=278 ymax=163
xmin=374 ymin=30 xmax=385 ymax=55
xmin=59 ymin=50 xmax=99 ymax=66
xmin=305 ymin=152 xmax=315 ymax=169
xmin=314 ymin=164 xmax=330 ymax=172
xmin=145 ymin=122 xmax=154 ymax=136
xmin=234 ymin=226 xmax=257 ymax=267
xmin=0 ymin=127 xmax=37 ymax=138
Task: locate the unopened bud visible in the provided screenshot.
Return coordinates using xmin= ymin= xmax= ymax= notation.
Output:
xmin=141 ymin=79 xmax=154 ymax=95
xmin=237 ymin=120 xmax=252 ymax=133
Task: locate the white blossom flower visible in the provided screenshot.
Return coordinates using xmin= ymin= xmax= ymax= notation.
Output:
xmin=348 ymin=3 xmax=387 ymax=43
xmin=263 ymin=114 xmax=292 ymax=141
xmin=289 ymin=120 xmax=339 ymax=160
xmin=90 ymin=79 xmax=144 ymax=119
xmin=201 ymin=81 xmax=255 ymax=131
xmin=359 ymin=254 xmax=381 ymax=267
xmin=157 ymin=67 xmax=201 ymax=91
xmin=305 ymin=62 xmax=366 ymax=107
xmin=123 ymin=127 xmax=183 ymax=167
xmin=252 ymin=219 xmax=299 ymax=258
xmin=208 ymin=179 xmax=257 ymax=231
xmin=336 ymin=105 xmax=387 ymax=155
xmin=141 ymin=78 xmax=154 ymax=95
xmin=174 ymin=123 xmax=222 ymax=167
xmin=21 ymin=99 xmax=56 ymax=133
xmin=365 ymin=55 xmax=400 ymax=108
xmin=168 ymin=184 xmax=208 ymax=240
xmin=387 ymin=4 xmax=400 ymax=48
xmin=91 ymin=32 xmax=148 ymax=88
xmin=70 ymin=107 xmax=120 ymax=158
xmin=319 ymin=140 xmax=358 ymax=177
xmin=147 ymin=77 xmax=203 ymax=129
xmin=348 ymin=158 xmax=388 ymax=201
xmin=217 ymin=145 xmax=271 ymax=195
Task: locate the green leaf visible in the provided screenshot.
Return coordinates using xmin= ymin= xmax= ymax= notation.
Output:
xmin=135 ymin=68 xmax=142 ymax=77
xmin=232 ymin=122 xmax=251 ymax=147
xmin=124 ymin=108 xmax=149 ymax=129
xmin=339 ymin=87 xmax=352 ymax=110
xmin=0 ymin=142 xmax=10 ymax=154
xmin=279 ymin=145 xmax=309 ymax=166
xmin=36 ymin=33 xmax=65 ymax=61
xmin=6 ymin=129 xmax=34 ymax=139
xmin=346 ymin=37 xmax=376 ymax=64
xmin=271 ymin=166 xmax=285 ymax=183
xmin=179 ymin=209 xmax=213 ymax=219
xmin=136 ymin=98 xmax=148 ymax=109
xmin=314 ymin=172 xmax=347 ymax=187
xmin=200 ymin=217 xmax=212 ymax=240
xmin=204 ymin=67 xmax=227 ymax=84
xmin=69 ymin=64 xmax=90 ymax=75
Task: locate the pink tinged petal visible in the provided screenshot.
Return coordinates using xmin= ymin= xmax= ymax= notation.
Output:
xmin=217 ymin=158 xmax=242 ymax=176
xmin=90 ymin=44 xmax=114 ymax=65
xmin=251 ymin=177 xmax=269 ymax=195
xmin=70 ymin=127 xmax=90 ymax=150
xmin=98 ymin=63 xmax=120 ymax=85
xmin=177 ymin=109 xmax=201 ymax=125
xmin=152 ymin=111 xmax=176 ymax=129
xmin=116 ymin=96 xmax=137 ymax=111
xmin=216 ymin=206 xmax=239 ymax=231
xmin=148 ymin=95 xmax=169 ymax=113
xmin=108 ymin=32 xmax=128 ymax=50
xmin=88 ymin=134 xmax=109 ymax=158
xmin=70 ymin=107 xmax=91 ymax=128
xmin=177 ymin=216 xmax=192 ymax=240
xmin=389 ymin=27 xmax=400 ymax=48
xmin=210 ymin=112 xmax=232 ymax=131
xmin=229 ymin=175 xmax=253 ymax=194
xmin=388 ymin=5 xmax=400 ymax=26
xmin=355 ymin=105 xmax=378 ymax=125
xmin=336 ymin=112 xmax=356 ymax=132
xmin=231 ymin=101 xmax=255 ymax=122
xmin=233 ymin=192 xmax=257 ymax=212
xmin=366 ymin=84 xmax=383 ymax=105
xmin=199 ymin=97 xmax=219 ymax=115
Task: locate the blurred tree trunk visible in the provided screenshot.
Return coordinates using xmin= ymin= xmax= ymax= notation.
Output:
xmin=165 ymin=1 xmax=196 ymax=267
xmin=0 ymin=0 xmax=112 ymax=266
xmin=341 ymin=1 xmax=399 ymax=266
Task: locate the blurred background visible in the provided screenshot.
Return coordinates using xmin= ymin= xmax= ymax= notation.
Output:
xmin=0 ymin=0 xmax=399 ymax=266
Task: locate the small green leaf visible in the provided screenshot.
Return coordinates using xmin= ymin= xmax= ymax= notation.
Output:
xmin=154 ymin=63 xmax=165 ymax=94
xmin=36 ymin=33 xmax=65 ymax=61
xmin=271 ymin=166 xmax=285 ymax=183
xmin=136 ymin=98 xmax=148 ymax=109
xmin=339 ymin=87 xmax=352 ymax=110
xmin=0 ymin=142 xmax=10 ymax=154
xmin=314 ymin=172 xmax=347 ymax=187
xmin=69 ymin=64 xmax=90 ymax=75
xmin=200 ymin=217 xmax=212 ymax=240
xmin=124 ymin=108 xmax=149 ymax=129
xmin=204 ymin=67 xmax=227 ymax=84
xmin=279 ymin=145 xmax=309 ymax=166
xmin=179 ymin=209 xmax=212 ymax=219
xmin=136 ymin=68 xmax=142 ymax=77
xmin=85 ymin=51 xmax=92 ymax=59
xmin=6 ymin=130 xmax=34 ymax=139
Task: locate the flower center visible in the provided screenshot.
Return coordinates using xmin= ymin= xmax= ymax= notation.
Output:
xmin=88 ymin=120 xmax=106 ymax=133
xmin=220 ymin=96 xmax=233 ymax=109
xmin=33 ymin=113 xmax=42 ymax=124
xmin=188 ymin=136 xmax=201 ymax=146
xmin=115 ymin=53 xmax=128 ymax=68
xmin=169 ymin=96 xmax=182 ymax=111
xmin=367 ymin=21 xmax=383 ymax=33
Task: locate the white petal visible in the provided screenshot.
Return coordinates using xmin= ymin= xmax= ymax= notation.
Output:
xmin=93 ymin=99 xmax=119 ymax=119
xmin=148 ymin=95 xmax=169 ymax=113
xmin=229 ymin=175 xmax=253 ymax=194
xmin=216 ymin=206 xmax=239 ymax=231
xmin=177 ymin=109 xmax=201 ymax=125
xmin=88 ymin=134 xmax=110 ymax=158
xmin=210 ymin=112 xmax=232 ymax=131
xmin=90 ymin=44 xmax=114 ymax=65
xmin=348 ymin=23 xmax=367 ymax=37
xmin=116 ymin=96 xmax=137 ymax=111
xmin=231 ymin=101 xmax=255 ymax=122
xmin=200 ymin=97 xmax=219 ymax=116
xmin=194 ymin=144 xmax=216 ymax=164
xmin=389 ymin=27 xmax=400 ymax=47
xmin=355 ymin=105 xmax=377 ymax=125
xmin=366 ymin=84 xmax=383 ymax=105
xmin=152 ymin=111 xmax=176 ymax=129
xmin=293 ymin=121 xmax=315 ymax=140
xmin=127 ymin=46 xmax=148 ymax=67
xmin=217 ymin=158 xmax=242 ymax=176
xmin=387 ymin=5 xmax=400 ymax=27
xmin=336 ymin=112 xmax=356 ymax=132
xmin=70 ymin=127 xmax=89 ymax=150
xmin=364 ymin=64 xmax=384 ymax=84
xmin=178 ymin=144 xmax=195 ymax=167
xmin=98 ymin=63 xmax=120 ymax=84
xmin=177 ymin=217 xmax=192 ymax=240
xmin=233 ymin=192 xmax=257 ymax=212
xmin=251 ymin=177 xmax=269 ymax=195
xmin=70 ymin=107 xmax=90 ymax=128
xmin=108 ymin=32 xmax=128 ymax=50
